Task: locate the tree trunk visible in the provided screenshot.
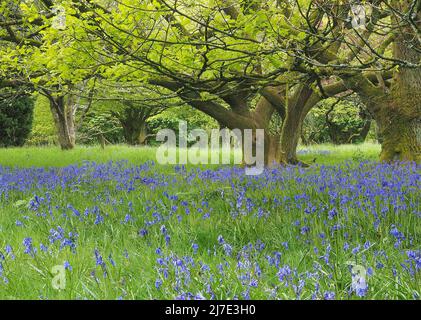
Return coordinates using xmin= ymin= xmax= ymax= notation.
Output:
xmin=279 ymin=86 xmax=314 ymax=164
xmin=121 ymin=120 xmax=148 ymax=145
xmin=352 ymin=120 xmax=371 ymax=144
xmin=138 ymin=122 xmax=148 ymax=145
xmin=375 ymin=6 xmax=421 ymax=162
xmin=375 ymin=107 xmax=420 ymax=162
xmin=279 ymin=113 xmax=302 ymax=164
xmin=240 ymin=130 xmax=281 ymax=168
xmin=49 ymin=95 xmax=76 ymax=150
xmin=265 ymin=133 xmax=281 ymax=166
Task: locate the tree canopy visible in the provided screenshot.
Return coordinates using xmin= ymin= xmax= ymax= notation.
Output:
xmin=1 ymin=0 xmax=420 ymax=162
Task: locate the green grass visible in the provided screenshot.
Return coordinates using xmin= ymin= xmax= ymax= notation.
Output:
xmin=1 ymin=142 xmax=419 ymax=300
xmin=0 ymin=142 xmax=381 ymax=168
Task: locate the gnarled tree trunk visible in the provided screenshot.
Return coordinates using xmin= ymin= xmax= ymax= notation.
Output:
xmin=375 ymin=108 xmax=420 ymax=162
xmin=375 ymin=7 xmax=421 ymax=162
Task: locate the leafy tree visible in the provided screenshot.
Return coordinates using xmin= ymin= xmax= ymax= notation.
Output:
xmin=66 ymin=0 xmax=350 ymax=165
xmin=2 ymin=0 xmax=419 ymax=164
xmin=0 ymin=0 xmax=99 ymax=149
xmin=274 ymin=0 xmax=421 ymax=161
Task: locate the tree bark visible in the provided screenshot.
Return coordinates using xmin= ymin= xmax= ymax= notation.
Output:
xmin=121 ymin=120 xmax=145 ymax=145
xmin=279 ymin=85 xmax=314 ymax=164
xmin=375 ymin=105 xmax=420 ymax=162
xmin=138 ymin=122 xmax=148 ymax=145
xmin=375 ymin=4 xmax=421 ymax=162
xmin=265 ymin=133 xmax=281 ymax=166
xmin=350 ymin=119 xmax=371 ymax=144
xmin=116 ymin=108 xmax=149 ymax=146
xmin=48 ymin=94 xmax=76 ymax=150
xmin=279 ymin=111 xmax=303 ymax=164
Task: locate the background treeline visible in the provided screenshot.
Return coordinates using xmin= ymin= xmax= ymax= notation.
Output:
xmin=7 ymin=93 xmax=376 ymax=148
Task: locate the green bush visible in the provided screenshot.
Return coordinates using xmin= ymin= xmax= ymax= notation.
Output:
xmin=302 ymin=96 xmax=373 ymax=145
xmin=0 ymin=93 xmax=34 ymax=147
xmin=77 ymin=111 xmax=124 ymax=145
xmin=147 ymin=106 xmax=218 ymax=146
xmin=26 ymin=94 xmax=57 ymax=146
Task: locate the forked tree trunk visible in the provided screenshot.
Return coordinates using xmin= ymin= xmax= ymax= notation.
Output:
xmin=48 ymin=95 xmax=76 ymax=150
xmin=356 ymin=120 xmax=371 ymax=143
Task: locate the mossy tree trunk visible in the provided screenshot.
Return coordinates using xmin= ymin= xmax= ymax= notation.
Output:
xmin=375 ymin=108 xmax=420 ymax=162
xmin=376 ymin=6 xmax=421 ymax=162
xmin=345 ymin=1 xmax=421 ymax=162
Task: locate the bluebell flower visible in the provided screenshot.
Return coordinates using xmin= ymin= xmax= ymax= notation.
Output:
xmin=155 ymin=279 xmax=163 ymax=289
xmin=192 ymin=243 xmax=199 ymax=254
xmin=301 ymin=226 xmax=310 ymax=235
xmin=328 ymin=209 xmax=337 ymax=220
xmin=23 ymin=237 xmax=33 ymax=255
xmin=64 ymin=261 xmax=72 ymax=271
xmin=352 ymin=245 xmax=361 ymax=255
xmin=40 ymin=243 xmax=48 ymax=252
xmin=108 ymin=254 xmax=116 ymax=267
xmin=139 ymin=229 xmax=148 ymax=237
xmin=223 ymin=243 xmax=233 ymax=256
xmin=94 ymin=249 xmax=106 ymax=270
xmin=5 ymin=245 xmax=14 ymax=260
xmin=123 ymin=214 xmax=132 ymax=223
xmin=324 ymin=291 xmax=335 ymax=300
xmin=217 ymin=235 xmax=225 ymax=244
xmin=160 ymin=225 xmax=167 ymax=235
xmin=364 ymin=241 xmax=371 ymax=250
xmin=278 ymin=265 xmax=292 ymax=283
xmin=165 ymin=235 xmax=171 ymax=246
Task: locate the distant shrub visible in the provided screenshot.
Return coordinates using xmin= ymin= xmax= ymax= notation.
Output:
xmin=302 ymin=96 xmax=372 ymax=145
xmin=0 ymin=93 xmax=34 ymax=147
xmin=148 ymin=106 xmax=218 ymax=146
xmin=78 ymin=111 xmax=124 ymax=145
